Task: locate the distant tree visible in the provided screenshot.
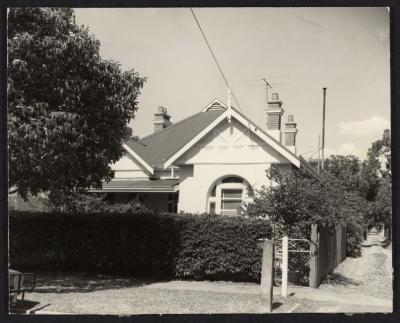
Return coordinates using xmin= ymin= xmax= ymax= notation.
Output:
xmin=8 ymin=8 xmax=145 ymax=203
xmin=308 ymin=155 xmax=362 ymax=193
xmin=308 ymin=130 xmax=392 ymax=232
xmin=359 ymin=129 xmax=392 ymax=229
xmin=371 ymin=175 xmax=392 ymax=228
xmin=360 ymin=129 xmax=391 ymax=202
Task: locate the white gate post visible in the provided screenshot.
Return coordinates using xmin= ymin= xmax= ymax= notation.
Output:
xmin=281 ymin=236 xmax=289 ymax=297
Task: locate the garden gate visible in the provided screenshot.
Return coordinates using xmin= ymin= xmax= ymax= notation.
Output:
xmin=274 ymin=237 xmax=314 ymax=287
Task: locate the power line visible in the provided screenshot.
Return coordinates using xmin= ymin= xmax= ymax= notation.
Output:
xmin=301 ymin=147 xmax=320 ymax=157
xmin=190 ymin=8 xmax=243 ymax=112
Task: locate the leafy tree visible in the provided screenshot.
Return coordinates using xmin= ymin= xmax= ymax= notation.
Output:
xmin=360 ymin=129 xmax=391 ymax=202
xmin=8 ymin=8 xmax=145 ymax=202
xmin=245 ymin=167 xmax=345 ymax=237
xmin=357 ymin=129 xmax=392 ymax=230
xmin=308 ymin=155 xmax=362 ymax=192
xmin=244 ymin=164 xmax=365 ymax=256
xmin=372 ymin=175 xmax=392 ymax=228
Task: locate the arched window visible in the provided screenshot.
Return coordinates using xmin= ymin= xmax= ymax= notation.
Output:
xmin=207 ymin=176 xmax=253 ymax=216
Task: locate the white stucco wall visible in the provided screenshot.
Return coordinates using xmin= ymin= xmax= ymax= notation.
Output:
xmin=178 ymin=163 xmax=278 ymax=213
xmin=111 ymin=153 xmax=150 ymax=180
xmin=176 ymin=118 xmax=294 ymax=213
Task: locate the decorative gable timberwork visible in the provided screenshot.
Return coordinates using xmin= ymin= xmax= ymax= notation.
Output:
xmin=176 ymin=117 xmax=292 ymax=165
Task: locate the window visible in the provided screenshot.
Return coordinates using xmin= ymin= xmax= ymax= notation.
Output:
xmin=207 ymin=176 xmax=252 ymax=216
xmin=222 ymin=189 xmax=242 ymax=198
xmin=221 ymin=189 xmax=243 ymax=215
xmin=222 ymin=177 xmax=243 ymax=184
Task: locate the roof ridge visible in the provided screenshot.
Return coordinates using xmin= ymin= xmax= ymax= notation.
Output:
xmin=135 ymin=110 xmax=205 ymax=143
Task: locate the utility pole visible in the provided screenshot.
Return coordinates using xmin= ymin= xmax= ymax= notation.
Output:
xmin=321 ymin=87 xmax=327 ymax=170
xmin=262 ymin=78 xmax=273 ymax=105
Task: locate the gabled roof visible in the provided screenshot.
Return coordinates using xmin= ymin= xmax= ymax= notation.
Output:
xmin=162 ymin=104 xmax=301 ymax=168
xmin=124 ymin=99 xmax=319 ymax=178
xmin=125 ymin=108 xmax=226 ymax=167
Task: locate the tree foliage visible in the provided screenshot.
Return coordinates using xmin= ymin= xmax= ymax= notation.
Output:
xmin=360 ymin=129 xmax=391 ymax=202
xmin=244 ymin=160 xmax=366 ymax=256
xmin=8 ymin=8 xmax=146 ymax=201
xmin=359 ymin=129 xmax=392 ymax=227
xmin=58 ymin=193 xmax=152 ymax=215
xmin=245 ymin=167 xmax=350 ymax=238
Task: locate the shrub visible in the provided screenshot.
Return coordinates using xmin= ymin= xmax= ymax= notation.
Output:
xmin=9 ymin=211 xmax=179 ymax=277
xmin=176 ymin=214 xmax=272 ymax=282
xmin=47 ymin=192 xmax=152 ymax=214
xmin=9 ymin=211 xmax=272 ymax=282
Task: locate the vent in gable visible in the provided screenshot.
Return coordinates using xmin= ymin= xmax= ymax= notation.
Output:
xmin=203 ymin=99 xmax=227 ymax=112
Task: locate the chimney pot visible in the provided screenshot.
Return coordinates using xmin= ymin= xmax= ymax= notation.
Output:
xmin=153 ymin=106 xmax=172 ymax=133
xmin=284 ymin=114 xmax=298 ymax=154
xmin=271 ymin=93 xmax=279 ymax=101
xmin=265 ymin=92 xmax=284 ymax=142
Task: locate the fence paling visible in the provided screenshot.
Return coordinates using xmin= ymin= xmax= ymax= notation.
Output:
xmin=309 ymin=224 xmax=347 ymax=288
xmin=281 ymin=236 xmax=288 ymax=297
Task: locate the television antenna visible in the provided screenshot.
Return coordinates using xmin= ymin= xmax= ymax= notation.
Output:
xmin=262 ymin=78 xmax=273 ymax=105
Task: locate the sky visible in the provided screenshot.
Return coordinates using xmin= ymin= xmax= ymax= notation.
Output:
xmin=75 ymin=7 xmax=390 ymax=161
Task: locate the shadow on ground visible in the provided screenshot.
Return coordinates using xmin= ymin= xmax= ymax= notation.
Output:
xmin=10 ymin=300 xmax=40 ymax=314
xmin=322 ymin=273 xmax=361 ymax=286
xmin=272 ymin=302 xmax=283 ymax=310
xmin=33 ymin=272 xmax=157 ymax=293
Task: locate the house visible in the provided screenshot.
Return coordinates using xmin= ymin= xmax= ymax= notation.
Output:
xmin=92 ymin=93 xmax=319 ymax=215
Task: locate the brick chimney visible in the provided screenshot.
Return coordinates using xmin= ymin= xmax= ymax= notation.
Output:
xmin=283 ymin=115 xmax=298 ymax=154
xmin=153 ymin=106 xmax=172 ymax=133
xmin=266 ymin=92 xmax=284 ymax=142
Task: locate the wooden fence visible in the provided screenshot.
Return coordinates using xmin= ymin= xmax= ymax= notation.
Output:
xmin=309 ymin=224 xmax=347 ymax=288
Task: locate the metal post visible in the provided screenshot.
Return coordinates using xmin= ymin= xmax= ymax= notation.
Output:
xmin=263 ymin=78 xmax=272 ymax=106
xmin=321 ymin=88 xmax=327 ymax=170
xmin=317 ymin=134 xmax=321 ymax=173
xmin=259 ymin=239 xmax=274 ymax=313
xmin=281 ymin=236 xmax=289 ymax=297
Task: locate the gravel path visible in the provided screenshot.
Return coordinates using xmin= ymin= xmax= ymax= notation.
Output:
xmin=319 ymin=244 xmax=392 ymax=300
xmin=24 ymin=282 xmax=298 ymax=314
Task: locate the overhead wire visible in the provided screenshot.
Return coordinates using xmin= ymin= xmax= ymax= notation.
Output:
xmin=301 ymin=147 xmax=320 ymax=157
xmin=190 ymin=8 xmax=243 ymax=112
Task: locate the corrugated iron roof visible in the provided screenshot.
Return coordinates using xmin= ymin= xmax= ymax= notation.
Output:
xmin=125 ymin=109 xmax=225 ymax=167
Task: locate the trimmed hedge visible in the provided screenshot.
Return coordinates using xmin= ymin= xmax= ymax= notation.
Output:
xmin=9 ymin=211 xmax=272 ymax=282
